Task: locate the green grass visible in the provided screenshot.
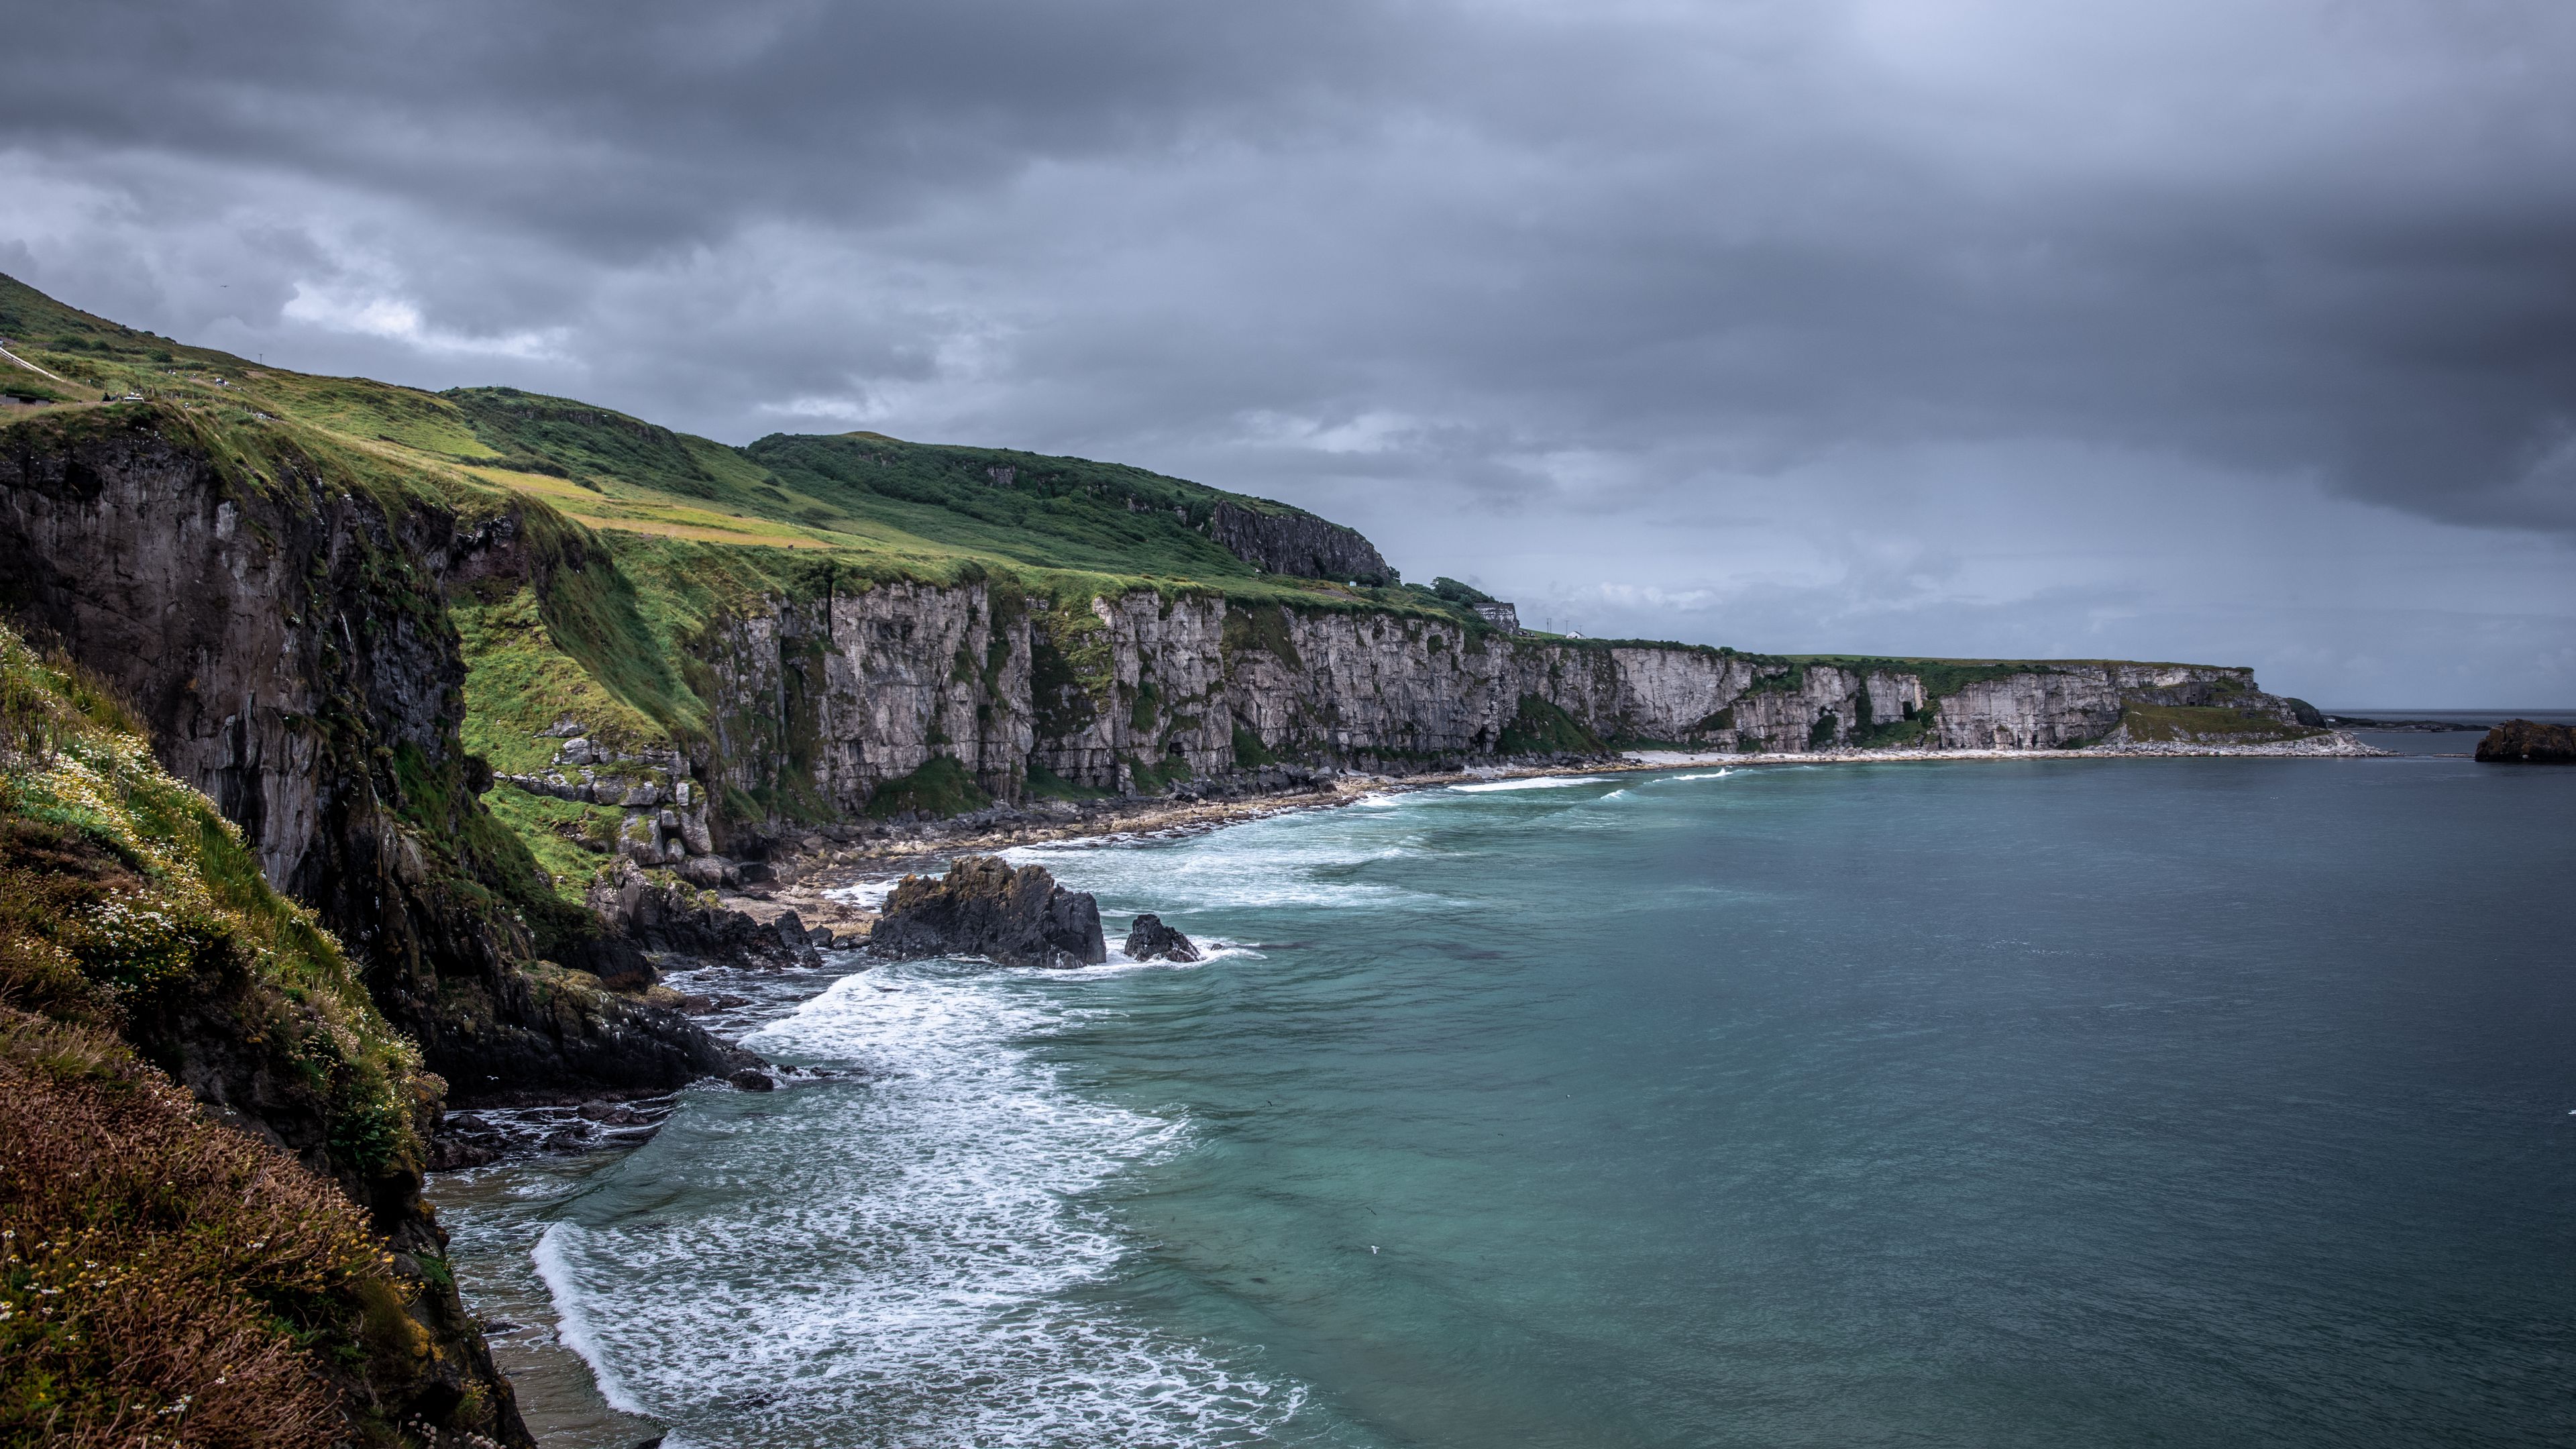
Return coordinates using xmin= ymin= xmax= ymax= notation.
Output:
xmin=1497 ymin=693 xmax=1603 ymax=755
xmin=480 ymin=788 xmax=623 ymax=903
xmin=1126 ymin=752 xmax=1195 ymax=794
xmin=2117 ymin=704 xmax=2316 ymax=743
xmin=1232 ymin=725 xmax=1280 ymax=768
xmin=865 ymin=755 xmax=992 ymax=818
xmin=1025 ymin=761 xmax=1114 ymax=802
xmin=0 ymin=621 xmax=421 ymax=1175
xmin=453 ymin=582 xmax=671 ymax=771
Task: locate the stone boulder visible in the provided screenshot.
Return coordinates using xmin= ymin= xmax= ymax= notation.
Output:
xmin=2476 ymin=718 xmax=2576 ymax=763
xmin=1123 ymin=913 xmax=1201 ymax=963
xmin=586 ymin=860 xmax=822 ymax=970
xmin=869 ymin=856 xmax=1107 ymax=969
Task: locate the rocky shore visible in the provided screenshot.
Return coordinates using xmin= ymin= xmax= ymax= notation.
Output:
xmin=694 ymin=731 xmax=2391 ymax=941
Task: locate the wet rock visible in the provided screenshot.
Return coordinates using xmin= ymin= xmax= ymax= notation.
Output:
xmin=587 ymin=860 xmax=820 ymax=971
xmin=771 ymin=910 xmax=826 ymax=968
xmin=1124 ymin=913 xmax=1201 ymax=963
xmin=869 ymin=855 xmax=1108 ymax=969
xmin=808 ymin=925 xmax=837 ymax=948
xmin=2476 ymin=718 xmax=2576 ymax=763
xmin=729 ymin=1068 xmax=775 ymax=1092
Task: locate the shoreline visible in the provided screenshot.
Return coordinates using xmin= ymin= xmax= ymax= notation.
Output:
xmin=726 ymin=730 xmax=2391 ymax=933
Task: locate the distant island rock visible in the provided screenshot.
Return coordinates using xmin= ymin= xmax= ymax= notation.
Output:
xmin=2475 ymin=719 xmax=2576 ymax=763
xmin=869 ymin=855 xmax=1108 ymax=967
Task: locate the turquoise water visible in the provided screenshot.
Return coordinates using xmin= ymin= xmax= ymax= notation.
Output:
xmin=438 ymin=757 xmax=2576 ymax=1447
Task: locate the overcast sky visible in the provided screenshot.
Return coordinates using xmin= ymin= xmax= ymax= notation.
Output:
xmin=6 ymin=0 xmax=2572 ymax=704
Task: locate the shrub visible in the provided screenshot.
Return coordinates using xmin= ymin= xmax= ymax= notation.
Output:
xmin=1232 ymin=724 xmax=1278 ymax=768
xmin=1496 ymin=694 xmax=1603 ymax=756
xmin=0 ymin=1018 xmax=390 ymax=1448
xmin=864 ymin=755 xmax=991 ymax=819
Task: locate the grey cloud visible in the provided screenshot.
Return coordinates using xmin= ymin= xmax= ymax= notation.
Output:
xmin=3 ymin=0 xmax=2572 ymax=701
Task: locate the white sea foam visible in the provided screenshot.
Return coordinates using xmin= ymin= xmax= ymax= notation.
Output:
xmin=823 ymin=878 xmax=904 ymax=910
xmin=1448 ymin=775 xmax=1613 ymax=793
xmin=1090 ymin=939 xmax=1264 ymax=975
xmin=533 ymin=1223 xmax=646 ymax=1415
xmin=529 ymin=969 xmax=1311 ymax=1446
xmin=1002 ymin=818 xmax=1436 ymax=913
xmin=1663 ymin=769 xmax=1733 ymax=782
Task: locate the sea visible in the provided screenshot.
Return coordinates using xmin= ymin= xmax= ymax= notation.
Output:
xmin=431 ymin=719 xmax=2576 ymax=1449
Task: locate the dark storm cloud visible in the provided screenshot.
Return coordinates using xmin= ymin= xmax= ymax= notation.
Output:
xmin=3 ymin=1 xmax=2573 ymax=700
xmin=3 ymin=0 xmax=1404 ymax=248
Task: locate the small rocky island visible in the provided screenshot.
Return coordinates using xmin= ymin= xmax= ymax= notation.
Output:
xmin=1125 ymin=913 xmax=1202 ymax=963
xmin=869 ymin=856 xmax=1110 ymax=967
xmin=2475 ymin=719 xmax=2576 ymax=763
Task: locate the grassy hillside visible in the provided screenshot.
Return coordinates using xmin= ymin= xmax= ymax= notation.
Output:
xmin=0 ymin=268 xmax=1519 ymax=716
xmin=0 ymin=270 xmax=1421 ymax=599
xmin=0 ymin=621 xmax=521 ymax=1446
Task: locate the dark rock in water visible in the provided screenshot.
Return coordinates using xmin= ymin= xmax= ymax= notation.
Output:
xmin=870 ymin=855 xmax=1108 ymax=969
xmin=1124 ymin=913 xmax=1202 ymax=963
xmin=2475 ymin=718 xmax=2576 ymax=763
xmin=771 ymin=910 xmax=827 ymax=967
xmin=809 ymin=925 xmax=837 ymax=948
xmin=729 ymin=1068 xmax=775 ymax=1092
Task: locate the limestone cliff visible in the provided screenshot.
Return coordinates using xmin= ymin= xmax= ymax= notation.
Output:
xmin=612 ymin=577 xmax=2332 ymax=857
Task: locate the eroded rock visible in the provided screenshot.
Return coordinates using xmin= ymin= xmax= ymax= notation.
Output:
xmin=869 ymin=855 xmax=1107 ymax=968
xmin=1124 ymin=913 xmax=1201 ymax=963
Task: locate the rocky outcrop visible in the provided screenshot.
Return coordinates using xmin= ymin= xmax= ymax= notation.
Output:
xmin=1124 ymin=913 xmax=1201 ymax=963
xmin=869 ymin=855 xmax=1108 ymax=968
xmin=1205 ymin=500 xmax=1395 ymax=585
xmin=586 ymin=859 xmax=825 ymax=971
xmin=0 ymin=407 xmax=751 ymax=1103
xmin=2475 ymin=718 xmax=2576 ymax=763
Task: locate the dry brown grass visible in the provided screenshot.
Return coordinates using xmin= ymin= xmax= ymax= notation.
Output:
xmin=0 ymin=1014 xmax=391 ymax=1446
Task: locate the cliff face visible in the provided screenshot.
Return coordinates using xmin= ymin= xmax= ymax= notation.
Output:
xmin=1204 ymin=500 xmax=1397 ymax=586
xmin=639 ymin=580 xmax=2318 ymax=837
xmin=0 ymin=406 xmax=745 ymax=1100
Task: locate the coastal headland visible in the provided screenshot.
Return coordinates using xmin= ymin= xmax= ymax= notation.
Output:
xmin=0 ymin=270 xmax=2387 ymax=1440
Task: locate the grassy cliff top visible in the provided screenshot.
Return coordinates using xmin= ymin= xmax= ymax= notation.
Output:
xmin=0 ymin=272 xmax=1473 ymax=620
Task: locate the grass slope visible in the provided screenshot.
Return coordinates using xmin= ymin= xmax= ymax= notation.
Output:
xmin=0 ymin=622 xmax=516 ymax=1446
